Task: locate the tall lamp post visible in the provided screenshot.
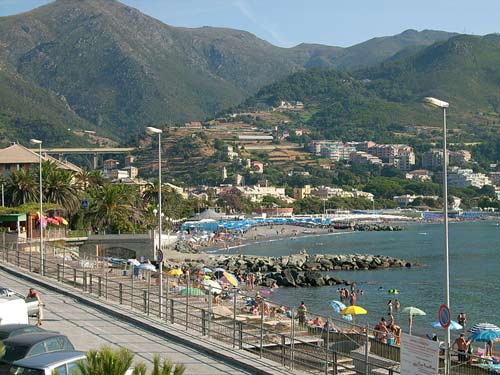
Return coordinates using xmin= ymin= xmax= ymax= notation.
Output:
xmin=146 ymin=126 xmax=164 ymax=315
xmin=30 ymin=139 xmax=44 ymax=275
xmin=423 ymin=97 xmax=450 ymax=375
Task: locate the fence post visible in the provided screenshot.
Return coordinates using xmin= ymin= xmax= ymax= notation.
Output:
xmin=143 ymin=290 xmax=148 ymax=314
xmin=131 ymin=272 xmax=134 ymax=310
xmin=147 ymin=272 xmax=151 ymax=315
xmin=73 ymin=268 xmax=76 ymax=287
xmin=325 ymin=322 xmax=330 ymax=375
xmin=207 ymin=287 xmax=212 ymax=338
xmin=165 ymin=275 xmax=170 ymax=322
xmin=260 ymin=297 xmax=265 ymax=358
xmin=98 ymin=276 xmax=102 ymax=297
xmin=170 ymin=298 xmax=174 ymax=324
xmin=201 ymin=310 xmax=206 ymax=336
xmin=185 ymin=277 xmax=190 ymax=331
xmin=83 ymin=271 xmax=88 ymax=291
xmin=119 ymin=283 xmax=123 ymax=304
xmin=57 ymin=264 xmax=61 ymax=282
xmin=232 ymin=288 xmax=237 ymax=348
xmin=291 ymin=308 xmax=295 ymax=371
xmin=238 ymin=321 xmax=243 ymax=350
xmin=105 ymin=273 xmax=108 ymax=300
xmin=16 ymin=241 xmax=19 ymax=266
xmin=62 ymin=248 xmax=65 ymax=283
xmin=89 ymin=273 xmax=93 ymax=294
xmin=29 ymin=246 xmax=32 ymax=272
xmin=365 ymin=323 xmax=370 ymax=375
xmin=281 ymin=335 xmax=286 ymax=366
xmin=333 ymin=351 xmax=338 ymax=375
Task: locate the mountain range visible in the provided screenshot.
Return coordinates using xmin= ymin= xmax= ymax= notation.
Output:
xmin=0 ymin=0 xmax=458 ymax=144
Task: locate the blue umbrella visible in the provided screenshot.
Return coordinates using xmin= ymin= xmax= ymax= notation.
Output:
xmin=470 ymin=330 xmax=500 ymax=343
xmin=431 ymin=320 xmax=463 ymax=330
xmin=329 ymin=300 xmax=352 ymax=322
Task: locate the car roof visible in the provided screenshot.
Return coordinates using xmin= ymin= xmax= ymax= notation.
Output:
xmin=3 ymin=333 xmax=67 ymax=346
xmin=12 ymin=351 xmax=86 ymax=368
xmin=0 ymin=324 xmax=33 ymax=333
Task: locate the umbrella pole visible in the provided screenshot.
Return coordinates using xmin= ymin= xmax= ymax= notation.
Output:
xmin=409 ymin=315 xmax=413 ymax=335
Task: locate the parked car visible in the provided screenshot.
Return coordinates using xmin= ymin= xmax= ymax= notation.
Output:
xmin=0 ymin=333 xmax=75 ymax=371
xmin=9 ymin=351 xmax=86 ymax=375
xmin=0 ymin=324 xmax=46 ymax=340
xmin=0 ymin=287 xmax=39 ymax=317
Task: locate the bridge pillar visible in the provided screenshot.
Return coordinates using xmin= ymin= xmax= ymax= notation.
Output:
xmin=92 ymin=153 xmax=98 ymax=169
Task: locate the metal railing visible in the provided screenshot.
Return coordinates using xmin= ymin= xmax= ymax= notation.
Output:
xmin=0 ymin=237 xmax=496 ymax=375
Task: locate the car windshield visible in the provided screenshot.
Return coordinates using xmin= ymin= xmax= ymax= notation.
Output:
xmin=9 ymin=366 xmax=45 ymax=375
xmin=2 ymin=345 xmax=29 ymax=363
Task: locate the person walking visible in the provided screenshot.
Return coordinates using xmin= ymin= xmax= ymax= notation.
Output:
xmin=298 ymin=301 xmax=307 ymax=327
xmin=453 ymin=333 xmax=470 ymax=362
xmin=27 ymin=288 xmax=43 ymax=326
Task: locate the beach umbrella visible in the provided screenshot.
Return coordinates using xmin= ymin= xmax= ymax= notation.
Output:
xmin=180 ymin=287 xmax=205 ymax=296
xmin=468 ymin=323 xmax=500 ymax=334
xmin=340 ymin=305 xmax=367 ymax=324
xmin=138 ymin=263 xmax=156 ymax=271
xmin=330 ymin=300 xmax=352 ymax=322
xmin=469 ymin=330 xmax=500 ymax=343
xmin=202 ymin=279 xmax=223 ymax=294
xmin=167 ymin=268 xmax=183 ymax=276
xmin=221 ymin=271 xmax=238 ymax=287
xmin=202 ymin=267 xmax=213 ymax=273
xmin=403 ymin=306 xmax=426 ymax=335
xmin=431 ymin=320 xmax=463 ymax=330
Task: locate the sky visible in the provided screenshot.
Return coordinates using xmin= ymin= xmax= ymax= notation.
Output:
xmin=1 ymin=0 xmax=499 ymax=47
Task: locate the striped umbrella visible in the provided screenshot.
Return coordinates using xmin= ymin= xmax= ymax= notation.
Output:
xmin=468 ymin=323 xmax=500 ymax=334
xmin=469 ymin=330 xmax=500 ymax=343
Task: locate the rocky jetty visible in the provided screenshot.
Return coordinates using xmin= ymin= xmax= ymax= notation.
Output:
xmin=164 ymin=253 xmax=412 ymax=288
xmin=354 ymin=224 xmax=404 ymax=231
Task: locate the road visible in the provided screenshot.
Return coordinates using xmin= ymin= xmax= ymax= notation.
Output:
xmin=0 ymin=270 xmax=252 ymax=375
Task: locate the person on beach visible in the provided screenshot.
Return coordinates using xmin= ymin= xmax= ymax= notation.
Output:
xmin=298 ymin=301 xmax=307 ymax=327
xmin=394 ymin=299 xmax=400 ymax=313
xmin=27 ymin=288 xmax=43 ymax=326
xmin=453 ymin=333 xmax=470 ymax=362
xmin=487 ymin=339 xmax=494 ymax=357
xmin=387 ymin=300 xmax=393 ymax=314
xmin=457 ymin=312 xmax=467 ymax=330
xmin=375 ymin=317 xmax=389 ymax=343
xmin=349 ymin=291 xmax=357 ymax=306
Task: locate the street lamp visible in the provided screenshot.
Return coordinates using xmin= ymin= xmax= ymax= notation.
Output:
xmin=423 ymin=97 xmax=450 ymax=375
xmin=146 ymin=126 xmax=164 ymax=316
xmin=30 ymin=139 xmax=44 ymax=275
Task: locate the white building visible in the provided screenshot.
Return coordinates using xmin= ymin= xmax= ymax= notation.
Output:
xmin=390 ymin=151 xmax=416 ymax=171
xmin=448 ymin=168 xmax=492 ymax=188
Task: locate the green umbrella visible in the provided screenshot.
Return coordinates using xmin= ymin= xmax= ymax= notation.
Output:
xmin=403 ymin=306 xmax=426 ymax=335
xmin=180 ymin=287 xmax=205 ymax=296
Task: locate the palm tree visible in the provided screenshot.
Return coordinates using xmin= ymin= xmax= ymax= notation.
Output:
xmin=41 ymin=161 xmax=81 ymax=215
xmin=76 ymin=168 xmax=105 ymax=191
xmin=7 ymin=168 xmax=38 ymax=205
xmin=75 ymin=346 xmax=185 ymax=375
xmin=85 ymin=183 xmax=142 ymax=232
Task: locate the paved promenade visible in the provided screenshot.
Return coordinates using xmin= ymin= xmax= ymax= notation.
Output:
xmin=0 ymin=270 xmax=254 ymax=375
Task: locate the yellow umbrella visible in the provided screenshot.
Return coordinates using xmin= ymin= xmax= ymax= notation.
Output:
xmin=222 ymin=271 xmax=239 ymax=287
xmin=341 ymin=305 xmax=367 ymax=324
xmin=340 ymin=305 xmax=368 ymax=315
xmin=168 ymin=268 xmax=183 ymax=276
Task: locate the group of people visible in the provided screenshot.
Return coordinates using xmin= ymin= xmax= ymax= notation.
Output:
xmin=374 ymin=316 xmax=402 ymax=345
xmin=337 ymin=286 xmax=364 ymax=306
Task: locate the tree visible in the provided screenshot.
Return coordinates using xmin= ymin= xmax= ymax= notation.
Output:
xmin=75 ymin=346 xmax=185 ymax=375
xmin=76 ymin=168 xmax=105 ymax=191
xmin=7 ymin=168 xmax=38 ymax=206
xmin=41 ymin=161 xmax=81 ymax=215
xmin=85 ymin=184 xmax=143 ymax=233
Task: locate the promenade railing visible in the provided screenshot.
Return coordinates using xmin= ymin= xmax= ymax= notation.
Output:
xmin=0 ymin=236 xmax=495 ymax=375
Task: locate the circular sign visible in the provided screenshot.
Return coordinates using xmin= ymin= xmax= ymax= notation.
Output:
xmin=157 ymin=249 xmax=164 ymax=263
xmin=438 ymin=304 xmax=451 ymax=328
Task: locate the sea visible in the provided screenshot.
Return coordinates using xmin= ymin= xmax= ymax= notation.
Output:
xmin=227 ymin=221 xmax=499 ymax=338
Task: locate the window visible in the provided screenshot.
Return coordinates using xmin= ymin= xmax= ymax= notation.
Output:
xmin=3 ymin=345 xmax=29 ymax=363
xmin=9 ymin=366 xmax=44 ymax=374
xmin=27 ymin=342 xmax=46 ymax=357
xmin=53 ymin=364 xmax=67 ymax=375
xmin=45 ymin=338 xmax=64 ymax=352
xmin=67 ymin=361 xmax=83 ymax=375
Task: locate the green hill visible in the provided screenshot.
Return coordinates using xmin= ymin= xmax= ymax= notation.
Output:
xmin=242 ymin=34 xmax=500 ymax=146
xmin=0 ymin=0 xmax=457 ymax=142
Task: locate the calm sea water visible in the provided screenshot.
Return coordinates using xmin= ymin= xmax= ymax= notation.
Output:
xmin=228 ymin=221 xmax=500 ymax=337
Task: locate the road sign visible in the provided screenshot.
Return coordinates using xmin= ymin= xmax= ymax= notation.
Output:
xmin=438 ymin=304 xmax=451 ymax=328
xmin=157 ymin=249 xmax=164 ymax=263
xmin=81 ymin=199 xmax=89 ymax=209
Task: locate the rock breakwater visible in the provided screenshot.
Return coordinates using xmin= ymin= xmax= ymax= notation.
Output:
xmin=165 ymin=253 xmax=412 ymax=288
